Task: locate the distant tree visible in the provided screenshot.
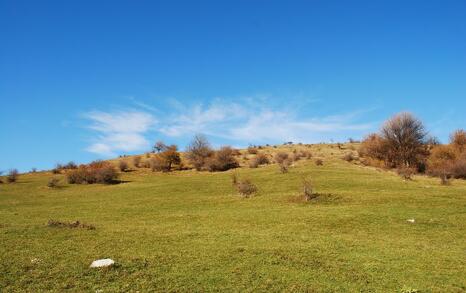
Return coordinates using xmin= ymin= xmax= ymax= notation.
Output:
xmin=380 ymin=112 xmax=428 ymax=168
xmin=158 ymin=145 xmax=181 ymax=171
xmin=7 ymin=169 xmax=19 ymax=183
xmin=153 ymin=140 xmax=167 ymax=153
xmin=186 ymin=134 xmax=214 ymax=170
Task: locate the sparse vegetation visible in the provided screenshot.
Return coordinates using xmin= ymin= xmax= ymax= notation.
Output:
xmin=47 ymin=177 xmax=61 ymax=188
xmin=1 ymin=142 xmax=465 ymax=292
xmin=7 ymin=169 xmax=18 ymax=183
xmin=67 ymin=161 xmax=119 ymax=184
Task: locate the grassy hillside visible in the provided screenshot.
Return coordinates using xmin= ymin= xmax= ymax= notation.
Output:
xmin=1 ymin=144 xmax=465 ymax=292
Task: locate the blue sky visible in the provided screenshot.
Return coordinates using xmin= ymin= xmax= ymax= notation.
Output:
xmin=1 ymin=0 xmax=465 ymax=172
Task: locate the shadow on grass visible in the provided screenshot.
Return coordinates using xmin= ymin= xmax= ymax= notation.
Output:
xmin=289 ymin=193 xmax=342 ymax=204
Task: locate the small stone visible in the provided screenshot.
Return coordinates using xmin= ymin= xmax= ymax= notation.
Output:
xmin=90 ymin=258 xmax=115 ymax=268
xmin=407 ymin=219 xmax=415 ymax=223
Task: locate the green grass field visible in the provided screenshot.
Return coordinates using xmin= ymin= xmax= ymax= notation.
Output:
xmin=1 ymin=145 xmax=465 ymax=292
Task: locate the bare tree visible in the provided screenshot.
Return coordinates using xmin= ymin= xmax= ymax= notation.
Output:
xmin=153 ymin=140 xmax=167 ymax=153
xmin=380 ymin=112 xmax=428 ymax=167
xmin=186 ymin=134 xmax=214 ymax=170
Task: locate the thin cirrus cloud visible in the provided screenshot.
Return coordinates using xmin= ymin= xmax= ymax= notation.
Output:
xmin=83 ymin=110 xmax=157 ymax=156
xmin=158 ymin=101 xmax=375 ymax=143
xmin=82 ymin=99 xmax=375 ymax=156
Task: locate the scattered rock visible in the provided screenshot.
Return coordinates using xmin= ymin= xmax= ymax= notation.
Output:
xmin=407 ymin=219 xmax=415 ymax=223
xmin=90 ymin=258 xmax=115 ymax=268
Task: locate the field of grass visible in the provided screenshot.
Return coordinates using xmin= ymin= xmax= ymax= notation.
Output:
xmin=1 ymin=144 xmax=465 ymax=292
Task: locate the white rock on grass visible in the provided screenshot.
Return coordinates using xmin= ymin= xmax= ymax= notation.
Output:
xmin=407 ymin=219 xmax=415 ymax=223
xmin=90 ymin=258 xmax=115 ymax=268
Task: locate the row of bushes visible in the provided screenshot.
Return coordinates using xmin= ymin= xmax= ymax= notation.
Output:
xmin=67 ymin=161 xmax=119 ymax=184
xmin=358 ymin=112 xmax=466 ymax=183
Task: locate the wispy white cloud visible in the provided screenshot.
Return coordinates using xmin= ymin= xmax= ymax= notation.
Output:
xmin=83 ymin=110 xmax=156 ymax=156
xmin=158 ymin=100 xmax=374 ymax=143
xmin=82 ymin=98 xmax=375 ymax=157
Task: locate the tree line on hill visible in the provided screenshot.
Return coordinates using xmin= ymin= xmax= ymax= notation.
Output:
xmin=1 ymin=111 xmax=464 ymax=186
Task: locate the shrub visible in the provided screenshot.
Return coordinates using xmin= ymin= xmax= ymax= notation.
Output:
xmin=133 ymin=156 xmax=141 ymax=168
xmin=150 ymin=145 xmax=181 ymax=172
xmin=47 ymin=177 xmax=61 ymax=188
xmin=450 ymin=155 xmax=466 ymax=179
xmin=205 ymin=146 xmax=239 ymax=172
xmin=67 ymin=161 xmax=118 ymax=184
xmin=279 ymin=159 xmax=292 ymax=173
xmin=343 ymin=152 xmax=355 ymax=162
xmin=186 ymin=134 xmax=214 ymax=170
xmin=7 ymin=169 xmax=18 ymax=183
xmin=426 ymin=145 xmax=456 ymax=179
xmin=450 ymin=129 xmax=466 ymax=152
xmin=315 ymin=159 xmax=324 ymax=166
xmin=231 ymin=172 xmax=239 ymax=186
xmin=249 ymin=153 xmax=269 ymax=168
xmin=235 ymin=179 xmax=257 ymax=197
xmin=302 ymin=177 xmax=317 ymax=201
xmin=397 ymin=167 xmax=416 ymax=180
xmin=247 ymin=146 xmax=258 ymax=154
xmin=118 ymin=160 xmax=129 ymax=172
xmin=274 ymin=152 xmax=289 ymax=164
xmin=31 ymin=168 xmax=37 ymax=173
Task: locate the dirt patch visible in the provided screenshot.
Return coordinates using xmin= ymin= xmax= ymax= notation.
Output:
xmin=47 ymin=219 xmax=95 ymax=230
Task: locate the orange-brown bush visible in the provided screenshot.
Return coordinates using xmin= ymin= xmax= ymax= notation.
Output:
xmin=205 ymin=146 xmax=239 ymax=172
xmin=150 ymin=145 xmax=181 ymax=172
xmin=397 ymin=167 xmax=416 ymax=180
xmin=186 ymin=134 xmax=214 ymax=170
xmin=249 ymin=153 xmax=269 ymax=168
xmin=450 ymin=129 xmax=466 ymax=152
xmin=315 ymin=159 xmax=324 ymax=166
xmin=118 ymin=160 xmax=129 ymax=172
xmin=67 ymin=161 xmax=119 ymax=184
xmin=359 ymin=113 xmax=429 ymax=170
xmin=358 ymin=133 xmax=389 ymax=163
xmin=234 ymin=178 xmax=257 ymax=197
xmin=274 ymin=152 xmax=289 ymax=164
xmin=133 ymin=156 xmax=141 ymax=168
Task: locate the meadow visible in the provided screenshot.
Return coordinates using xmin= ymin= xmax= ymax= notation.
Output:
xmin=1 ymin=144 xmax=465 ymax=292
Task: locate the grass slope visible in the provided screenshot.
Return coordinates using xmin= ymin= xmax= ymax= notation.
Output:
xmin=1 ymin=145 xmax=465 ymax=292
